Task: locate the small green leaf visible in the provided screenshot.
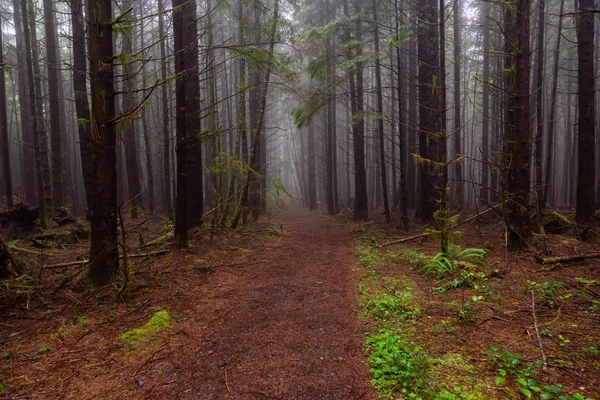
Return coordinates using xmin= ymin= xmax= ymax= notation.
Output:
xmin=520 ymin=388 xmax=532 ymax=398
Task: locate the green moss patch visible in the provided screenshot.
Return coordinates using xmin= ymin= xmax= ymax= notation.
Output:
xmin=122 ymin=310 xmax=170 ymax=344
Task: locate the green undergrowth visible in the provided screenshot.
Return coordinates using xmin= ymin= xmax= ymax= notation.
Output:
xmin=356 ymin=237 xmax=487 ymax=399
xmin=122 ymin=309 xmax=170 ymax=345
xmin=355 ymin=227 xmax=597 ymax=400
xmin=487 ymin=346 xmax=593 ymax=400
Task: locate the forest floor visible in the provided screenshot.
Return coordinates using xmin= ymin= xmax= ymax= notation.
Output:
xmin=1 ymin=205 xmax=600 ymax=399
xmin=0 ymin=206 xmax=376 ymax=399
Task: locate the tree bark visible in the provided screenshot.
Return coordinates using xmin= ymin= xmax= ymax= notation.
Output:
xmin=12 ymin=0 xmax=35 ymax=203
xmin=43 ymin=0 xmax=64 ymax=210
xmin=21 ymin=0 xmax=50 ymax=228
xmin=0 ymin=22 xmax=13 ymax=208
xmin=87 ymin=0 xmax=119 ymax=285
xmin=69 ymin=0 xmax=93 ymax=212
xmin=121 ymin=1 xmax=142 ymax=219
xmin=395 ymin=0 xmax=409 ymax=231
xmin=453 ymin=0 xmax=463 ymax=209
xmin=373 ymin=0 xmax=390 ymax=223
xmin=183 ymin=0 xmax=203 ymax=228
xmin=480 ymin=2 xmax=490 ymax=205
xmin=344 ymin=0 xmax=368 ymax=220
xmin=417 ymin=0 xmax=440 ymax=223
xmin=503 ymin=0 xmax=532 ymax=250
xmin=158 ymin=0 xmax=173 ymax=219
xmin=575 ymin=0 xmax=597 ymax=235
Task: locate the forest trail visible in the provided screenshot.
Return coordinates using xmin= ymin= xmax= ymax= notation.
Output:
xmin=148 ymin=207 xmax=376 ymax=399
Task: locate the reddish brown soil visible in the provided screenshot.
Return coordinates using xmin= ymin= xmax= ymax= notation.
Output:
xmin=1 ymin=208 xmax=376 ymax=399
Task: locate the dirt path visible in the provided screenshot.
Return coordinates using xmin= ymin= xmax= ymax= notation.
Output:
xmin=147 ymin=208 xmax=376 ymax=399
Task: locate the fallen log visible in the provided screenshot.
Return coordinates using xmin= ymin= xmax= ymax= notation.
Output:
xmin=381 ymin=204 xmax=500 ymax=247
xmin=536 ymin=252 xmax=600 ymax=265
xmin=44 ymin=249 xmax=169 ymax=269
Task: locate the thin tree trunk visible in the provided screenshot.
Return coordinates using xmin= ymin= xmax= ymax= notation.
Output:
xmin=43 ymin=0 xmax=64 ymax=210
xmin=69 ymin=0 xmax=93 ymax=212
xmin=22 ymin=0 xmax=50 ymax=228
xmin=453 ymin=0 xmax=463 ymax=209
xmin=0 ymin=23 xmax=13 ymax=208
xmin=534 ymin=0 xmax=545 ymax=217
xmin=230 ymin=0 xmax=279 ymax=228
xmin=344 ymin=0 xmax=368 ymax=220
xmin=543 ymin=0 xmax=564 ymax=206
xmin=480 ymin=2 xmax=490 ymax=205
xmin=158 ymin=0 xmax=173 ymax=219
xmin=139 ymin=2 xmax=154 ymax=212
xmin=13 ymin=0 xmax=35 ymax=203
xmin=121 ymin=0 xmax=142 ymax=219
xmin=395 ymin=0 xmax=409 ymax=230
xmin=417 ymin=0 xmax=440 ymax=223
xmin=373 ymin=0 xmax=390 ymax=223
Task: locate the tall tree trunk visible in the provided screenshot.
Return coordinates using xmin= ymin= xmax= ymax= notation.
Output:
xmin=575 ymin=0 xmax=597 ymax=235
xmin=373 ymin=0 xmax=390 ymax=223
xmin=183 ymin=0 xmax=203 ymax=228
xmin=534 ymin=0 xmax=545 ymax=216
xmin=325 ymin=0 xmax=335 ymax=216
xmin=13 ymin=0 xmax=35 ymax=203
xmin=158 ymin=0 xmax=173 ymax=219
xmin=173 ymin=0 xmax=194 ymax=245
xmin=407 ymin=6 xmax=418 ymax=209
xmin=221 ymin=0 xmax=246 ymax=225
xmin=344 ymin=0 xmax=368 ymax=220
xmin=121 ymin=1 xmax=142 ymax=219
xmin=43 ymin=0 xmax=64 ymax=210
xmin=0 ymin=23 xmax=12 ymax=208
xmin=230 ymin=0 xmax=279 ymax=228
xmin=308 ymin=116 xmax=317 ymax=211
xmin=438 ymin=0 xmax=449 ymax=252
xmin=503 ymin=0 xmax=532 ymax=250
xmin=69 ymin=0 xmax=93 ymax=212
xmin=22 ymin=0 xmax=50 ymax=228
xmin=139 ymin=2 xmax=154 ymax=212
xmin=417 ymin=0 xmax=440 ymax=223
xmin=480 ymin=2 xmax=490 ymax=204
xmin=453 ymin=0 xmax=463 ymax=209
xmin=87 ymin=0 xmax=118 ymax=285
xmin=395 ymin=0 xmax=409 ymax=230
xmin=248 ymin=5 xmax=263 ymax=220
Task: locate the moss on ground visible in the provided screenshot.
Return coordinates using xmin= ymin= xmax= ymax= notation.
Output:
xmin=122 ymin=310 xmax=170 ymax=344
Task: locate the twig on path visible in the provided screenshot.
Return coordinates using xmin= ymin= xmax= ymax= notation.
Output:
xmin=530 ymin=289 xmax=547 ymax=372
xmin=224 ymin=368 xmax=232 ymax=397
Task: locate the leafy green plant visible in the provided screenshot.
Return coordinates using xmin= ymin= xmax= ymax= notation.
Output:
xmin=450 ymin=296 xmax=482 ymax=324
xmin=366 ymin=330 xmax=432 ymax=398
xmin=419 ymin=248 xmax=486 ymax=282
xmin=487 ymin=346 xmax=592 ymax=399
xmin=358 ymin=246 xmax=383 ymax=270
xmin=528 ymin=280 xmax=566 ymax=302
xmin=420 ymin=253 xmax=458 ymax=280
xmin=365 ymin=290 xmax=420 ymax=322
xmin=582 ymin=346 xmax=598 ymax=356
